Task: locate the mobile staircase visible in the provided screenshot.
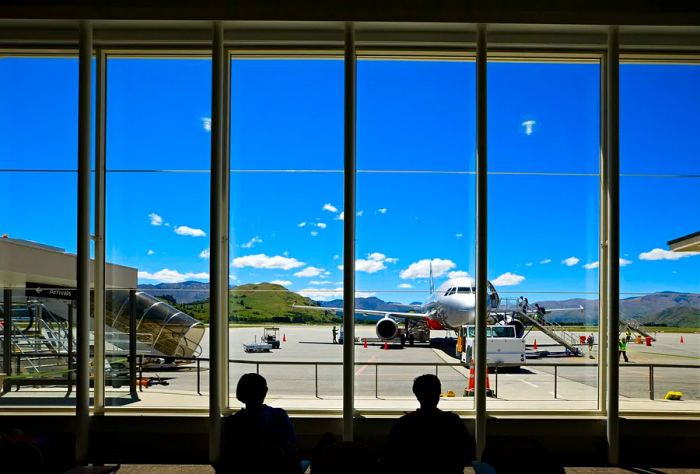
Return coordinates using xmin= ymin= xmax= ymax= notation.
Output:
xmin=517 ymin=310 xmax=583 ymax=355
xmin=620 ymin=318 xmax=656 ymax=341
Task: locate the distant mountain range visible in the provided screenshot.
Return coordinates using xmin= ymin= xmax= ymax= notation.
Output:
xmin=138 ymin=281 xmax=700 ymax=327
xmin=536 ymin=291 xmax=700 ymax=327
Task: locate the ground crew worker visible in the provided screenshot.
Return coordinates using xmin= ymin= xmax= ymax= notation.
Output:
xmin=332 ymin=326 xmax=338 ymax=344
xmin=618 ymin=337 xmax=629 ymax=362
xmin=625 ymin=329 xmax=632 ymax=344
xmin=586 ymin=334 xmax=594 ymax=359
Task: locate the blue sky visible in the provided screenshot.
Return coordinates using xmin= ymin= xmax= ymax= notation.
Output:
xmin=0 ymin=57 xmax=698 ymax=302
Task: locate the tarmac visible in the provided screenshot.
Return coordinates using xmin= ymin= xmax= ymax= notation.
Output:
xmin=1 ymin=325 xmax=698 ymax=413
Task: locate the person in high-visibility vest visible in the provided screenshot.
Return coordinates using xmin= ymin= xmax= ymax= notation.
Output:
xmin=618 ymin=337 xmax=629 ymax=362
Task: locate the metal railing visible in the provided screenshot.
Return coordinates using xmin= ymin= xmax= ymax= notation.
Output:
xmin=1 ymin=354 xmax=697 ymax=402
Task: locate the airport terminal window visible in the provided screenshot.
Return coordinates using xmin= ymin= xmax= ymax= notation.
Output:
xmin=356 ymin=58 xmax=476 ymax=412
xmin=487 ymin=60 xmax=601 ymax=411
xmin=0 ymin=55 xmax=79 ymax=407
xmin=228 ymin=57 xmax=344 ymax=409
xmin=619 ymin=62 xmax=700 ymax=411
xmin=105 ymin=57 xmax=211 ymax=408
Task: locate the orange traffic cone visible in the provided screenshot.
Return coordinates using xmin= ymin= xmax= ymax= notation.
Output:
xmin=363 ymin=338 xmax=368 ymax=348
xmin=464 ymin=359 xmax=494 ymax=397
xmin=283 ymin=334 xmax=286 ymax=342
xmin=383 ymin=341 xmax=388 ymax=350
xmin=680 ymin=336 xmax=684 ymax=344
xmin=533 ymin=339 xmax=538 ymax=351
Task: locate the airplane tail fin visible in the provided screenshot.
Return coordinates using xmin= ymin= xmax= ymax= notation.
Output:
xmin=429 ymin=261 xmax=434 ymax=294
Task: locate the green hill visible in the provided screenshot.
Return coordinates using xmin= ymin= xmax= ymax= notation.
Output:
xmin=640 ymin=306 xmax=700 ymax=328
xmin=175 ymin=283 xmax=340 ymax=324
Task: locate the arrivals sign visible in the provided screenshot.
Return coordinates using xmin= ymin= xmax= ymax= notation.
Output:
xmin=25 ymin=282 xmax=76 ymax=301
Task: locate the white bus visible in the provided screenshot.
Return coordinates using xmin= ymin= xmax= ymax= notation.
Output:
xmin=460 ymin=324 xmax=526 ymax=369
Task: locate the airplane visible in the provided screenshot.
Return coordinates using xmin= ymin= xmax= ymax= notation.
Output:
xmin=294 ymin=267 xmax=583 ymax=345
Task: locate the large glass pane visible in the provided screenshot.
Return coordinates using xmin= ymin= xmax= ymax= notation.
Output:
xmin=487 ymin=60 xmax=601 ymax=411
xmin=105 ymin=57 xmax=211 ymax=408
xmin=620 ymin=62 xmax=700 ymax=412
xmin=356 ymin=59 xmax=476 ymax=413
xmin=0 ymin=57 xmax=79 ymax=407
xmin=229 ymin=58 xmax=344 ymax=411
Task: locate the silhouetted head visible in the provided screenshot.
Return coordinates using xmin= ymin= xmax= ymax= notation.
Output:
xmin=412 ymin=374 xmax=441 ymax=409
xmin=236 ymin=373 xmax=268 ymax=408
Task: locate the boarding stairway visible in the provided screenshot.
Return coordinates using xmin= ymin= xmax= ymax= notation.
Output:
xmin=4 ymin=303 xmax=73 ymax=377
xmin=495 ymin=297 xmax=583 ymax=356
xmin=620 ymin=318 xmax=656 ymax=341
xmin=517 ymin=310 xmax=582 ymax=355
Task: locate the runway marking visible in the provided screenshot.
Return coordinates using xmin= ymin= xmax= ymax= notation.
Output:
xmin=520 ymin=380 xmax=540 ymax=388
xmin=355 ymin=355 xmax=377 ymax=376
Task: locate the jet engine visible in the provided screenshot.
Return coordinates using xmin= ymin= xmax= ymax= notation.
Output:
xmin=375 ymin=317 xmax=399 ymax=340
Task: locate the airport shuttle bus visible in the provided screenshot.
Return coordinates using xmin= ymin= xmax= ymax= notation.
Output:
xmin=460 ymin=324 xmax=526 ymax=368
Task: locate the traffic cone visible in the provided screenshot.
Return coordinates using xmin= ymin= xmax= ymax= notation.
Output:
xmin=283 ymin=334 xmax=286 ymax=342
xmin=464 ymin=359 xmax=494 ymax=397
xmin=363 ymin=338 xmax=368 ymax=348
xmin=383 ymin=341 xmax=388 ymax=350
xmin=680 ymin=336 xmax=684 ymax=344
xmin=533 ymin=339 xmax=538 ymax=351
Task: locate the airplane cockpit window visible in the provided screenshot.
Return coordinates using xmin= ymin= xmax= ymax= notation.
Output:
xmin=444 ymin=287 xmax=456 ymax=296
xmin=456 ymin=287 xmax=472 ymax=294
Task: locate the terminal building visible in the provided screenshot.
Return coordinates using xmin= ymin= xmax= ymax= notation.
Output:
xmin=0 ymin=1 xmax=699 ymax=472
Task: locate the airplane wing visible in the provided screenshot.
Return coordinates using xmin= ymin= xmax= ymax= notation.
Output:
xmin=292 ymin=304 xmax=430 ymax=322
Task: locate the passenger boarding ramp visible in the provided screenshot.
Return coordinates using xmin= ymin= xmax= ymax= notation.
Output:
xmin=516 ymin=310 xmax=582 ymax=355
xmin=493 ymin=298 xmax=584 ymax=356
xmin=620 ymin=319 xmax=656 ymax=341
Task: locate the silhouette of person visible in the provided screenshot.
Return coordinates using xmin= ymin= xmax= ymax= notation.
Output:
xmin=332 ymin=325 xmax=338 ymax=343
xmin=384 ymin=374 xmax=473 ymax=474
xmin=222 ymin=373 xmax=298 ymax=473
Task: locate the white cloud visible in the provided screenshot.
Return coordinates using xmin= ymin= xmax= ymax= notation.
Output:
xmin=400 ymin=258 xmax=456 ymax=279
xmin=455 ymin=233 xmax=463 ymax=239
xmin=316 ymin=223 xmax=327 ymax=229
xmin=398 ymin=283 xmax=413 ymax=289
xmin=322 ymin=203 xmax=338 ymax=213
xmin=525 ymin=262 xmax=533 ymax=267
xmin=355 ymin=259 xmax=386 ymax=273
xmin=377 ymin=208 xmax=388 ymax=214
xmin=309 ymin=280 xmax=335 ymax=286
xmin=138 ymin=268 xmax=209 ymax=284
xmin=270 ymin=280 xmax=292 ymax=287
xmin=323 ymin=271 xmax=331 ymax=276
xmin=147 ymin=249 xmax=155 ymax=256
xmin=298 ymin=287 xmax=375 ymax=301
xmin=336 ymin=212 xmax=344 ymax=221
xmin=333 ymin=254 xmax=340 ymax=260
xmin=522 ymin=119 xmax=536 ymax=136
xmin=562 ymin=256 xmax=580 ymax=267
xmin=585 ymin=258 xmax=633 ymax=270
xmin=448 ymin=270 xmax=470 ymax=279
xmin=356 ymin=210 xmax=363 ymax=217
xmin=540 ymin=259 xmax=552 ymax=264
xmin=201 ymin=117 xmax=212 ymax=132
xmin=148 ymin=213 xmax=163 ymax=226
xmin=298 ymin=222 xmax=307 ymax=227
xmin=241 ymin=236 xmax=263 ymax=249
xmin=310 ymin=231 xmax=319 ymax=237
xmin=174 ymin=226 xmax=206 ymax=237
xmin=232 ymin=254 xmax=304 ymax=270
xmin=294 ymin=266 xmax=325 ymax=278
xmin=492 ymin=272 xmax=525 ymax=286
xmin=354 ymin=252 xmax=398 ymax=273
xmin=639 ymin=248 xmax=700 ymax=261
xmin=199 ymin=248 xmax=210 ymax=259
